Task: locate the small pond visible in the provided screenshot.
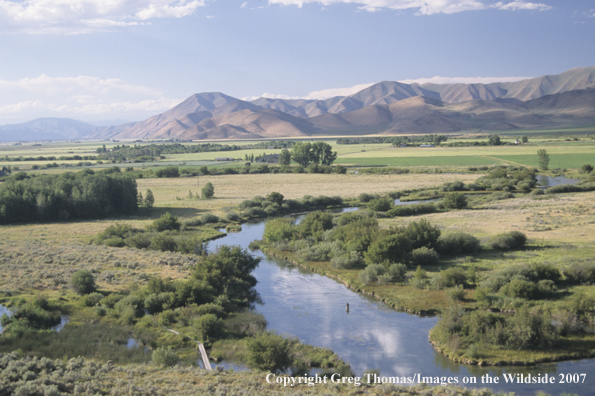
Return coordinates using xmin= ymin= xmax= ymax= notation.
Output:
xmin=537 ymin=175 xmax=580 ymax=188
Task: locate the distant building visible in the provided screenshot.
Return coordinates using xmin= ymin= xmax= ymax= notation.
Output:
xmin=515 ymin=139 xmax=521 ymax=144
xmin=267 ymin=146 xmax=275 ymax=150
xmin=256 ymin=154 xmax=279 ymax=164
xmin=215 ymin=157 xmax=235 ymax=161
xmin=420 ymin=144 xmax=435 ymax=148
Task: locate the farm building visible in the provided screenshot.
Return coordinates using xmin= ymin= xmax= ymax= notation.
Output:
xmin=256 ymin=154 xmax=279 ymax=164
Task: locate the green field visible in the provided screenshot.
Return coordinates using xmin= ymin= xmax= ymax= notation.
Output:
xmin=492 ymin=153 xmax=595 ymax=169
xmin=335 ymin=156 xmax=500 ymax=167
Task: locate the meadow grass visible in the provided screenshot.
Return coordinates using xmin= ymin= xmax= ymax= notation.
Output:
xmin=135 ymin=172 xmax=481 ymax=215
xmin=335 ymin=156 xmax=501 ymax=167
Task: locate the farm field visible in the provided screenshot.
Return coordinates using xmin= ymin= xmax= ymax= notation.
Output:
xmin=135 ymin=172 xmax=481 ymax=215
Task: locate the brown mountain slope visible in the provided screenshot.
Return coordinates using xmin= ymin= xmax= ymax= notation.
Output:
xmin=422 ymin=66 xmax=595 ymax=103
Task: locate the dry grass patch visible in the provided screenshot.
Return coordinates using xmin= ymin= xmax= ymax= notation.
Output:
xmin=137 ymin=173 xmax=480 ymax=216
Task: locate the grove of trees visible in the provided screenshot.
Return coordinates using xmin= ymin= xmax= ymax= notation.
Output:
xmin=290 ymin=142 xmax=338 ymax=167
xmin=0 ymin=169 xmax=138 ymax=224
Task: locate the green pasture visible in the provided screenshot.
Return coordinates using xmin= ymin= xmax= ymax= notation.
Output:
xmin=335 ymin=156 xmax=501 ymax=167
xmin=492 ymin=153 xmax=595 ymax=169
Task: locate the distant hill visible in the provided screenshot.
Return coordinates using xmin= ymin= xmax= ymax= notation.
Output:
xmin=2 ymin=66 xmax=595 ymax=141
xmin=0 ymin=118 xmax=96 ymax=142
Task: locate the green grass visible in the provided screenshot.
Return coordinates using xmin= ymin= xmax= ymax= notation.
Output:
xmin=491 ymin=154 xmax=595 ymax=169
xmin=335 ymin=156 xmax=501 ymax=167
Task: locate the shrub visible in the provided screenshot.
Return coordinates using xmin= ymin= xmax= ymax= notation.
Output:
xmin=439 ymin=267 xmax=468 ymax=287
xmin=81 ymin=292 xmax=104 ymax=307
xmin=266 ymin=192 xmax=284 ymax=205
xmin=440 ymin=180 xmax=467 ymax=192
xmin=364 ymin=233 xmax=412 ymax=265
xmin=94 ymin=305 xmax=107 ymax=317
xmin=359 ymin=264 xmax=386 ymax=284
xmin=331 ymin=251 xmax=364 ymax=269
xmin=71 ymin=270 xmax=96 ymax=295
xmin=580 ymin=164 xmax=594 ymax=174
xmin=246 ymin=331 xmax=294 ymax=373
xmin=563 ymin=261 xmax=595 ymax=285
xmin=297 ymin=211 xmax=334 ymax=239
xmin=410 ymin=266 xmax=428 ymax=289
xmin=403 ymin=219 xmax=441 ymax=250
xmin=410 ymin=247 xmax=440 ymax=266
xmin=152 ymin=346 xmax=179 ymax=367
xmin=490 ymin=231 xmax=527 ymax=251
xmin=102 ymin=237 xmax=125 ymax=247
xmin=358 ymin=193 xmax=377 ymax=203
xmin=442 ymin=193 xmax=467 ymax=209
xmin=225 ymin=211 xmax=241 ymax=222
xmin=386 ymin=203 xmax=436 ymax=217
xmin=150 ymin=233 xmax=177 ymax=252
xmin=194 ymin=313 xmax=222 ymax=341
xmin=436 ymin=232 xmax=481 ymax=256
xmin=125 ymin=232 xmax=152 ymax=249
xmin=151 ymin=212 xmax=181 ymax=232
xmin=155 ymin=166 xmax=179 ymax=178
xmin=201 ymin=182 xmax=215 ymax=199
xmin=388 ymin=263 xmax=407 ymax=282
xmin=200 ymin=213 xmax=219 ymax=223
xmin=447 ymin=285 xmax=466 ymax=301
xmin=367 ymin=198 xmax=393 ymax=212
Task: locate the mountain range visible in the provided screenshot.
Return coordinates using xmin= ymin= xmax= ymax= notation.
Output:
xmin=3 ymin=66 xmax=595 ymax=142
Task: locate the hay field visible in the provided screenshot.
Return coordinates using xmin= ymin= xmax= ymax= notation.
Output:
xmin=136 ymin=172 xmax=481 ymax=216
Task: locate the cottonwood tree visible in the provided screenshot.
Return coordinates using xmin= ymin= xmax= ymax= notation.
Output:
xmin=279 ymin=148 xmax=291 ymax=166
xmin=201 ymin=182 xmax=214 ymax=199
xmin=537 ymin=149 xmax=550 ymax=170
xmin=291 ymin=142 xmax=313 ymax=167
xmin=144 ymin=189 xmax=155 ymax=208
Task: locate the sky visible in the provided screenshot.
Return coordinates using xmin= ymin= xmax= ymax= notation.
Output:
xmin=0 ymin=0 xmax=594 ymax=124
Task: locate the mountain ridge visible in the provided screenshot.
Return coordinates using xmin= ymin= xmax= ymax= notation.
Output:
xmin=2 ymin=66 xmax=595 ymax=141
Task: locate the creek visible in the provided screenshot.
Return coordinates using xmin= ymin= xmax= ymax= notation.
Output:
xmin=206 ymin=207 xmax=595 ymax=395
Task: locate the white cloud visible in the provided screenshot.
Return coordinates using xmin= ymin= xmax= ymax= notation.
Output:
xmin=268 ymin=0 xmax=485 ymax=15
xmin=491 ymin=1 xmax=551 ymax=11
xmin=306 ymin=83 xmax=375 ymax=99
xmin=398 ymin=75 xmax=533 ymax=84
xmin=247 ymin=76 xmax=535 ymax=102
xmin=0 ymin=75 xmax=180 ymax=123
xmin=0 ymin=0 xmax=207 ymax=34
xmin=268 ymin=0 xmax=552 ymax=14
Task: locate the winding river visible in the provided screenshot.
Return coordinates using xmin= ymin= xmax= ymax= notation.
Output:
xmin=206 ymin=209 xmax=595 ymax=395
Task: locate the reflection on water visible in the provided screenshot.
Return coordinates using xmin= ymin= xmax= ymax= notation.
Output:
xmin=0 ymin=304 xmax=69 ymax=333
xmin=206 ymin=212 xmax=595 ymax=395
xmin=201 ymin=360 xmax=249 ymax=372
xmin=51 ymin=316 xmax=69 ymax=332
xmin=127 ymin=337 xmax=139 ymax=349
xmin=0 ymin=304 xmax=12 ymax=334
xmin=394 ymin=198 xmax=437 ymax=205
xmin=537 ymin=175 xmax=580 ymax=188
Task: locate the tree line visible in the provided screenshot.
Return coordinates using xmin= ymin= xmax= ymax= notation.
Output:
xmin=0 ymin=169 xmax=138 ymax=224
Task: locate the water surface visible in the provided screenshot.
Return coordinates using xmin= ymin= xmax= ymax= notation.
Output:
xmin=206 ymin=211 xmax=595 ymax=395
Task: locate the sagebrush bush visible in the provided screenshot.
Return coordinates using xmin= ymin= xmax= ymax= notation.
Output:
xmin=152 ymin=346 xmax=179 ymax=367
xmin=436 ymin=233 xmax=481 ymax=256
xmin=490 ymin=231 xmax=527 ymax=251
xmin=367 ymin=198 xmax=393 ymax=212
xmin=410 ymin=247 xmax=440 ymax=266
xmin=359 ymin=264 xmax=386 ymax=284
xmin=71 ymin=270 xmax=96 ymax=295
